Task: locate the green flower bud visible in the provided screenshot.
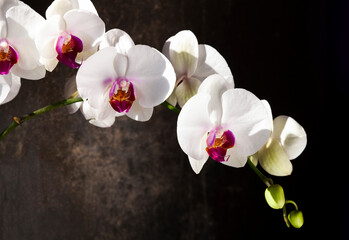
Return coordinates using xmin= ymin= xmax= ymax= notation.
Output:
xmin=264 ymin=184 xmax=285 ymax=209
xmin=288 ymin=210 xmax=304 ymax=228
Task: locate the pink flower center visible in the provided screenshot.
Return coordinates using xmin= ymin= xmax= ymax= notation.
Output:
xmin=0 ymin=39 xmax=18 ymax=75
xmin=206 ymin=129 xmax=235 ymax=162
xmin=109 ymin=78 xmax=136 ymax=113
xmin=56 ymin=33 xmax=83 ymax=69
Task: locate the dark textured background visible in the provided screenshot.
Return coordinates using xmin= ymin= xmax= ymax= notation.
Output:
xmin=0 ymin=0 xmax=348 ymax=239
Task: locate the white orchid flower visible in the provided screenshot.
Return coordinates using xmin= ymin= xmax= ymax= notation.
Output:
xmin=177 ymin=74 xmax=272 ymax=174
xmin=0 ymin=1 xmax=46 ymax=105
xmin=162 ymin=30 xmax=234 ymax=108
xmin=63 ymin=29 xmax=135 ymax=127
xmin=36 ymin=0 xmax=105 ymax=71
xmin=250 ymin=101 xmax=307 ymax=176
xmin=76 ymin=29 xmax=176 ymax=126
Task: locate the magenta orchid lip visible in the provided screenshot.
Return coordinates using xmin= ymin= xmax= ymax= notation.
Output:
xmin=0 ymin=39 xmax=18 ymax=75
xmin=206 ymin=129 xmax=235 ymax=162
xmin=55 ymin=33 xmax=83 ymax=69
xmin=109 ymin=78 xmax=136 ymax=113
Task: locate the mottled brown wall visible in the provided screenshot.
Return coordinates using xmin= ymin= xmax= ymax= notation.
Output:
xmin=0 ymin=0 xmax=343 ymax=239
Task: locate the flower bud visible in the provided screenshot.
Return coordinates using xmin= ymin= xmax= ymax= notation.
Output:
xmin=288 ymin=210 xmax=304 ymax=228
xmin=264 ymin=184 xmax=285 ymax=209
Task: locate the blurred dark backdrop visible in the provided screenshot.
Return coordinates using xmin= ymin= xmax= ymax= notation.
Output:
xmin=0 ymin=0 xmax=347 ymax=239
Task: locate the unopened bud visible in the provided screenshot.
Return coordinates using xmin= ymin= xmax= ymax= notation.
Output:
xmin=288 ymin=210 xmax=304 ymax=228
xmin=265 ymin=184 xmax=285 ymax=209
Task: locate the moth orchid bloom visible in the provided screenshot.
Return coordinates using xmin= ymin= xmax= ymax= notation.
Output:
xmin=177 ymin=74 xmax=272 ymax=174
xmin=76 ymin=39 xmax=176 ymax=125
xmin=64 ymin=29 xmax=135 ymax=127
xmin=250 ymin=101 xmax=307 ymax=176
xmin=36 ymin=0 xmax=105 ymax=71
xmin=162 ymin=30 xmax=234 ymax=108
xmin=0 ymin=2 xmax=46 ymax=105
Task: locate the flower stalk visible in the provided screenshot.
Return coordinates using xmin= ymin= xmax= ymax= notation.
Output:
xmin=0 ymin=97 xmax=83 ymax=141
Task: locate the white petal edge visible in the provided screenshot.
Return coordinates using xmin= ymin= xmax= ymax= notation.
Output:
xmin=0 ymin=74 xmax=21 ymax=105
xmin=126 ymin=98 xmax=153 ymax=122
xmin=193 ymin=44 xmax=234 ymax=87
xmin=258 ymin=138 xmax=293 ymax=176
xmin=64 ymin=9 xmax=105 ymax=51
xmin=198 ymin=74 xmax=233 ymax=126
xmin=188 ymin=155 xmax=209 ymax=174
xmin=168 ymin=30 xmax=199 ymax=78
xmin=220 ymin=89 xmax=272 ymax=167
xmin=99 ymin=28 xmax=135 ymax=54
xmin=272 ymin=115 xmax=307 ymax=160
xmin=126 ymin=45 xmax=176 ymax=108
xmin=76 ymin=47 xmax=119 ymax=109
xmin=177 ymin=93 xmax=214 ymax=160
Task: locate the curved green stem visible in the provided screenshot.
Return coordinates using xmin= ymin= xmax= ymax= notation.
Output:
xmin=282 ymin=199 xmax=299 ymax=227
xmin=247 ymin=157 xmax=273 ymax=187
xmin=0 ymin=97 xmax=83 ymax=141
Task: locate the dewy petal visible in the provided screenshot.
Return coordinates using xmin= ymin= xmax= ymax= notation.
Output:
xmin=126 ymin=45 xmax=176 ymax=108
xmin=272 ymin=115 xmax=307 ymax=160
xmin=177 ymin=93 xmax=214 ymax=160
xmin=0 ymin=73 xmax=20 ymax=105
xmin=76 ymin=47 xmax=119 ymax=109
xmin=193 ymin=44 xmax=234 ymax=87
xmin=175 ymin=76 xmax=201 ymax=108
xmin=167 ymin=30 xmax=199 ymax=78
xmin=258 ymin=138 xmax=293 ymax=176
xmin=220 ymin=88 xmax=272 ymax=167
xmin=198 ymin=74 xmax=233 ymax=126
xmin=64 ymin=9 xmax=105 ymax=51
xmin=99 ymin=29 xmax=135 ymax=54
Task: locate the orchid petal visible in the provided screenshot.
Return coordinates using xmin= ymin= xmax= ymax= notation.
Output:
xmin=261 ymin=99 xmax=273 ymax=131
xmin=175 ymin=76 xmax=201 ymax=108
xmin=71 ymin=0 xmax=98 ymax=15
xmin=126 ymin=45 xmax=176 ymax=108
xmin=167 ymin=30 xmax=198 ymax=78
xmin=188 ymin=155 xmax=209 ymax=174
xmin=36 ymin=14 xmax=66 ymax=59
xmin=198 ymin=74 xmax=233 ymax=126
xmin=46 ymin=0 xmax=74 ymax=19
xmin=64 ymin=9 xmax=105 ymax=50
xmin=81 ymin=100 xmax=115 ymax=128
xmin=220 ymin=89 xmax=272 ymax=167
xmin=258 ymin=138 xmax=293 ymax=176
xmin=11 ymin=64 xmax=45 ymax=80
xmin=126 ymin=98 xmax=153 ymax=122
xmin=76 ymin=47 xmax=119 ymax=109
xmin=272 ymin=116 xmax=307 ymax=160
xmin=6 ymin=5 xmax=44 ymax=74
xmin=99 ymin=29 xmax=134 ymax=54
xmin=0 ymin=73 xmax=20 ymax=105
xmin=193 ymin=44 xmax=234 ymax=86
xmin=177 ymin=93 xmax=214 ymax=160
